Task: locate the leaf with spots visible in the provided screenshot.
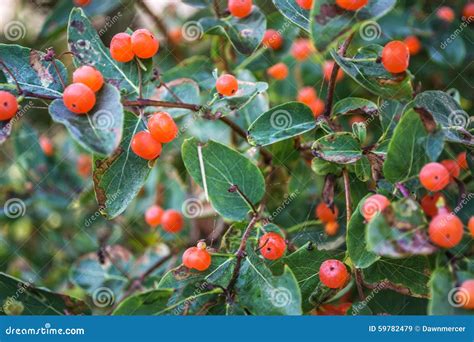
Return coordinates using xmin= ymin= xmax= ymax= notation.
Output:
xmin=312 ymin=132 xmax=362 ymax=164
xmin=273 ymin=0 xmax=311 ymax=32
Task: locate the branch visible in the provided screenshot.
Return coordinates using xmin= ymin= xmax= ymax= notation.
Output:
xmin=342 ymin=168 xmax=352 ymax=226
xmin=123 ymin=99 xmax=202 ymax=111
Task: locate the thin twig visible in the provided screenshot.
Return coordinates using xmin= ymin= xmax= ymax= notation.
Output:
xmin=0 ymin=60 xmax=22 ymax=94
xmin=342 ymin=168 xmax=352 ymax=226
xmin=123 ymin=99 xmax=202 ymax=111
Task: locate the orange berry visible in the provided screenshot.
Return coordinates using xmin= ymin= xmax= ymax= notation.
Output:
xmin=361 ymin=194 xmax=391 ymax=222
xmin=169 ymin=27 xmax=183 ymax=45
xmin=419 ymin=162 xmax=451 ymax=192
xmin=335 ymin=0 xmax=368 ymax=11
xmin=296 ymin=0 xmax=313 ymax=10
xmin=228 ymin=0 xmax=253 ymax=18
xmin=319 ymin=259 xmax=349 ymax=289
xmin=441 ymin=159 xmax=460 ymax=181
xmin=145 ymin=205 xmax=164 ymax=227
xmin=404 ymin=35 xmax=422 ymax=56
xmin=259 ymin=232 xmax=286 ymax=260
xmin=421 ymin=193 xmax=444 ymax=218
xmin=148 ymin=112 xmax=178 ymax=143
xmin=216 ymin=74 xmax=239 ymax=96
xmin=325 ymin=221 xmax=339 ymax=236
xmin=110 ymin=33 xmax=135 ymax=63
xmin=131 ymin=131 xmax=162 ymax=160
xmin=428 ymin=209 xmax=463 ymax=248
xmin=316 ymin=202 xmax=339 ymax=223
xmin=463 ymin=3 xmax=474 ymax=19
xmin=457 ymin=152 xmax=468 ymax=170
xmin=349 ymin=115 xmax=365 ymax=126
xmin=309 ymin=99 xmax=325 ymax=117
xmin=459 ymin=280 xmax=474 ymax=309
xmin=131 ymin=29 xmax=160 ymax=59
xmin=73 ymin=66 xmax=104 ymax=92
xmin=77 ymin=154 xmax=92 ymax=178
xmin=73 ymin=0 xmax=91 ymax=6
xmin=0 ymin=91 xmax=18 ymax=121
xmin=291 ymin=39 xmax=314 ymax=61
xmin=183 ymin=242 xmax=211 ymax=271
xmin=267 ymin=62 xmax=288 ymax=80
xmin=161 ymin=209 xmax=184 ymax=233
xmin=468 ymin=216 xmax=474 ymax=238
xmin=262 ymin=29 xmax=283 ymax=50
xmin=39 ymin=136 xmax=54 ymax=157
xmin=381 ymin=40 xmax=410 ymax=74
xmin=437 ymin=6 xmax=455 ymax=22
xmin=297 ymin=87 xmax=317 ymax=105
xmin=63 ymin=83 xmax=96 ymax=114
xmin=323 ymin=60 xmax=344 ymax=82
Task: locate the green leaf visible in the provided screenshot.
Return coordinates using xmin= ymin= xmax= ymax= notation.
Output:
xmin=366 ymin=198 xmax=436 ymax=258
xmin=312 ymin=132 xmax=362 ymax=164
xmin=362 ymin=256 xmax=431 ymax=297
xmin=0 ymin=272 xmax=90 ymax=315
xmin=427 ymin=31 xmax=466 ymax=67
xmin=199 ymin=7 xmax=266 ymax=55
xmin=272 ymin=0 xmax=311 ymax=32
xmin=383 ymin=109 xmax=430 ymax=183
xmin=68 ymin=8 xmax=147 ymax=97
xmin=162 ymin=56 xmax=215 ymax=91
xmin=247 ymin=102 xmax=315 ymax=146
xmin=347 ymin=195 xmax=380 ymax=268
xmin=311 ymin=0 xmax=396 ymax=52
xmin=353 ymin=156 xmax=371 ymax=182
xmin=49 ymin=84 xmax=124 ymax=156
xmin=113 ymin=289 xmax=175 ymax=315
xmin=182 ymin=138 xmax=265 ymax=221
xmin=287 ymin=221 xmax=346 ymax=250
xmin=414 ymin=91 xmax=474 ymax=146
xmin=0 ymin=44 xmax=67 ymax=98
xmin=331 ymin=45 xmax=413 ymax=100
xmin=332 ymin=97 xmax=378 ymax=118
xmin=93 ymin=111 xmax=152 ymax=219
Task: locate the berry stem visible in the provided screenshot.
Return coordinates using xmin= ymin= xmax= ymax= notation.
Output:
xmin=228 ymin=184 xmax=258 ymax=216
xmin=0 ymin=60 xmax=22 ymax=94
xmin=342 ymin=168 xmax=353 ymax=226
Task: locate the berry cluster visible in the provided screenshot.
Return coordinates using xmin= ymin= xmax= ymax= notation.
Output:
xmin=110 ymin=29 xmax=159 ymax=63
xmin=63 ymin=65 xmax=104 ymax=114
xmin=297 ymin=86 xmax=325 ymax=118
xmin=315 ymin=202 xmax=340 ymax=236
xmin=145 ymin=205 xmax=184 ymax=233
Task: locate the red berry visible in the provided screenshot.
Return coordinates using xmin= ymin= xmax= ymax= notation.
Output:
xmin=291 ymin=39 xmax=314 ymax=61
xmin=74 ymin=0 xmax=91 ymax=6
xmin=267 ymin=62 xmax=288 ymax=80
xmin=457 ymin=152 xmax=468 ymax=170
xmin=335 ymin=0 xmax=368 ymax=11
xmin=296 ymin=0 xmax=313 ymax=10
xmin=419 ymin=162 xmax=451 ymax=192
xmin=77 ymin=154 xmax=92 ymax=178
xmin=169 ymin=27 xmax=183 ymax=45
xmin=381 ymin=40 xmax=410 ymax=74
xmin=0 ymin=91 xmax=18 ymax=121
xmin=63 ymin=83 xmax=96 ymax=114
xmin=262 ymin=29 xmax=283 ymax=50
xmin=297 ymin=87 xmax=317 ymax=105
xmin=349 ymin=115 xmax=365 ymax=126
xmin=437 ymin=6 xmax=455 ymax=22
xmin=131 ymin=29 xmax=160 ymax=59
xmin=316 ymin=202 xmax=339 ymax=223
xmin=459 ymin=280 xmax=474 ymax=309
xmin=131 ymin=131 xmax=162 ymax=160
xmin=421 ymin=193 xmax=444 ymax=218
xmin=110 ymin=33 xmax=135 ymax=63
xmin=325 ymin=221 xmax=339 ymax=236
xmin=404 ymin=35 xmax=422 ymax=56
xmin=323 ymin=60 xmax=344 ymax=82
xmin=468 ymin=216 xmax=474 ymax=238
xmin=464 ymin=3 xmax=474 ymax=19
xmin=39 ymin=136 xmax=54 ymax=157
xmin=145 ymin=205 xmax=164 ymax=228
xmin=161 ymin=209 xmax=184 ymax=233
xmin=441 ymin=159 xmax=460 ymax=181
xmin=309 ymin=99 xmax=325 ymax=117
xmin=361 ymin=194 xmax=391 ymax=222
xmin=73 ymin=66 xmax=104 ymax=92
xmin=183 ymin=242 xmax=211 ymax=271
xmin=148 ymin=112 xmax=178 ymax=143
xmin=259 ymin=232 xmax=286 ymax=260
xmin=319 ymin=259 xmax=349 ymax=289
xmin=429 ymin=209 xmax=464 ymax=248
xmin=228 ymin=0 xmax=253 ymax=18
xmin=216 ymin=74 xmax=239 ymax=96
